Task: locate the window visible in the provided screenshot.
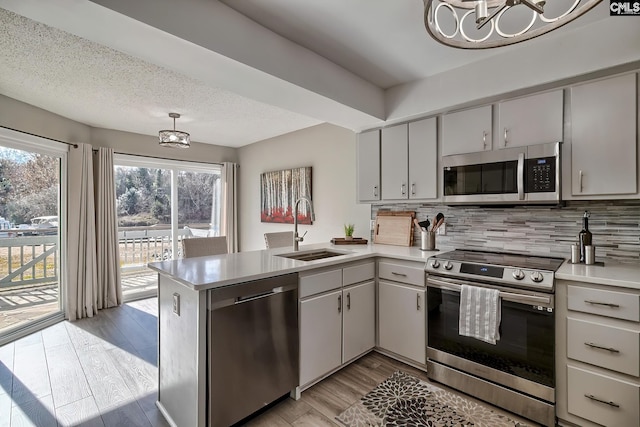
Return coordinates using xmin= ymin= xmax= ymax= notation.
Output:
xmin=114 ymin=155 xmax=221 ymax=300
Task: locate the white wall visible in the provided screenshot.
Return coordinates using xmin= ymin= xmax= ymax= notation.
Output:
xmin=237 ymin=123 xmax=371 ymax=251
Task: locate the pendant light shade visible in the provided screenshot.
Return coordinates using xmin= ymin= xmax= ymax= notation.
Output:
xmin=159 ymin=113 xmax=190 ymax=148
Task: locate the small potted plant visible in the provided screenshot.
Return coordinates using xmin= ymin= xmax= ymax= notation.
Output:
xmin=344 ymin=223 xmax=355 ymax=240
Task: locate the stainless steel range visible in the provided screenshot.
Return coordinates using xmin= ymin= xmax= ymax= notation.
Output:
xmin=425 ymin=250 xmax=565 ymax=427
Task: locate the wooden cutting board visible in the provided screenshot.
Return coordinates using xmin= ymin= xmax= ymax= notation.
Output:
xmin=373 ymin=211 xmax=415 ymax=246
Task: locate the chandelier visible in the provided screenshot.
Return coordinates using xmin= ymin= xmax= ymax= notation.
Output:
xmin=159 ymin=113 xmax=190 ymax=148
xmin=423 ymin=0 xmax=602 ymax=49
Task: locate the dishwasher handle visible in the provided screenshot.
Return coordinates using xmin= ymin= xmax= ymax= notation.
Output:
xmin=236 ymin=287 xmax=283 ymax=304
xmin=208 ymin=273 xmax=298 ymax=310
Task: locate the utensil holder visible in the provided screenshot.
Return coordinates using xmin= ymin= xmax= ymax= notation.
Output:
xmin=421 ymin=231 xmax=436 ymax=251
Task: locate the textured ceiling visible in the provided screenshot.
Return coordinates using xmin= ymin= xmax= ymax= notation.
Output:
xmin=0 ymin=8 xmax=322 ymax=147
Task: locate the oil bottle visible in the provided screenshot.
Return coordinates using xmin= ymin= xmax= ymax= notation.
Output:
xmin=578 ymin=211 xmax=592 ymax=263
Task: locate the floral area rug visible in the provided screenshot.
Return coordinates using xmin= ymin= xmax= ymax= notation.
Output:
xmin=336 ymin=371 xmax=532 ymax=427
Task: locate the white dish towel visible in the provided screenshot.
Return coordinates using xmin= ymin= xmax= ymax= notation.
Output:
xmin=459 ymin=285 xmax=502 ymax=345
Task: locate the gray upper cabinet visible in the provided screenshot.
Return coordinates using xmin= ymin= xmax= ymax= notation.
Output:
xmin=409 ymin=118 xmax=437 ymax=199
xmin=570 ymin=73 xmax=637 ymax=197
xmin=498 ymin=90 xmax=563 ymax=149
xmin=356 ymin=129 xmax=381 ymax=202
xmin=381 ymin=124 xmax=408 ymax=200
xmin=441 ymin=105 xmax=492 ymax=156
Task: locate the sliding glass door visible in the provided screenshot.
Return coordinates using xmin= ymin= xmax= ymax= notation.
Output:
xmin=0 ymin=129 xmax=66 ymax=344
xmin=114 ymin=155 xmax=221 ymax=301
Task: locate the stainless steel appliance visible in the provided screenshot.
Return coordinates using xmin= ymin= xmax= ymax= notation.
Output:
xmin=425 ymin=250 xmax=565 ymax=426
xmin=443 ymin=142 xmax=561 ymax=205
xmin=207 ymin=273 xmax=299 ymax=427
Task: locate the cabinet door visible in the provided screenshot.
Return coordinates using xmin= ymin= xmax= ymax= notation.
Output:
xmin=441 ymin=105 xmax=492 ymax=156
xmin=498 ymin=90 xmax=563 ymax=149
xmin=356 ymin=129 xmax=381 ymax=202
xmin=378 ymin=281 xmax=426 ymax=364
xmin=381 ymin=124 xmax=408 ymax=200
xmin=343 ymin=281 xmax=376 ymax=362
xmin=408 ymin=118 xmax=437 ymax=199
xmin=299 ymin=290 xmax=343 ymax=386
xmin=571 ymin=73 xmax=637 ymax=196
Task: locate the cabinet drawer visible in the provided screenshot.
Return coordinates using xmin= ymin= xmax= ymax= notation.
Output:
xmin=567 ymin=317 xmax=639 ymax=376
xmin=299 ymin=268 xmax=342 ymax=298
xmin=343 ymin=262 xmax=375 ymax=287
xmin=568 ymin=366 xmax=639 ymax=427
xmin=378 ymin=261 xmax=424 ymax=286
xmin=568 ymin=285 xmax=639 ymax=322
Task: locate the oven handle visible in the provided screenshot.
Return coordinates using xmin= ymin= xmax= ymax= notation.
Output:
xmin=426 ymin=276 xmax=553 ymax=307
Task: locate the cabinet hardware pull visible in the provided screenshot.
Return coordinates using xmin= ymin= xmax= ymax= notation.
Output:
xmin=585 ymin=394 xmax=620 ymax=408
xmin=504 ymin=128 xmax=508 ymax=146
xmin=585 ymin=342 xmax=620 ymax=353
xmin=417 ymin=294 xmax=421 ymax=310
xmin=401 ymin=183 xmax=406 ymax=195
xmin=585 ymin=300 xmax=620 ymax=308
xmin=579 ymin=170 xmax=583 ymax=193
xmin=373 ymin=186 xmax=378 ymax=197
xmin=338 ymin=294 xmax=342 ymax=313
xmin=347 ymin=292 xmax=351 ymax=310
xmin=482 ymin=131 xmax=487 ymax=149
xmin=391 ymin=272 xmax=407 ymax=277
xmin=411 ymin=183 xmax=416 ymax=195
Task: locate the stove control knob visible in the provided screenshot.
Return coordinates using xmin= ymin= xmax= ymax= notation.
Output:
xmin=512 ymin=269 xmax=525 ymax=280
xmin=431 ymin=260 xmax=440 ymax=269
xmin=531 ymin=271 xmax=544 ymax=283
xmin=444 ymin=261 xmax=453 ymax=271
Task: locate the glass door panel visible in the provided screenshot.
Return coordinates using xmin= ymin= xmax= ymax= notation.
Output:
xmin=177 ymin=170 xmax=221 ymax=249
xmin=0 ymin=146 xmax=62 ymax=336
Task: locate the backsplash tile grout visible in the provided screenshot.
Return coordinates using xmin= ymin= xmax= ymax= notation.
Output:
xmin=372 ymin=200 xmax=640 ymax=264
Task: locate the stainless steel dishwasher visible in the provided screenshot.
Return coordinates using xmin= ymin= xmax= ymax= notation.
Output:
xmin=207 ymin=273 xmax=299 ymax=427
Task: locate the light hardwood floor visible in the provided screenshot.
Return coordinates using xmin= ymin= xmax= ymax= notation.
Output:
xmin=0 ymin=298 xmax=534 ymax=427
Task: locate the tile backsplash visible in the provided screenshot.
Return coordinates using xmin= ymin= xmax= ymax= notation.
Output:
xmin=372 ymin=200 xmax=640 ymax=264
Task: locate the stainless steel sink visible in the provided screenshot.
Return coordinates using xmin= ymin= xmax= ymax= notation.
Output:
xmin=276 ymin=249 xmax=350 ymax=262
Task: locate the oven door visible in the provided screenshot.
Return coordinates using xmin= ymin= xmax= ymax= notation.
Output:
xmin=426 ymin=275 xmax=555 ymax=403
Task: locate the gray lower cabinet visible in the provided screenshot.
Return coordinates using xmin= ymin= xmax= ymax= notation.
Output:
xmin=556 ymin=280 xmax=640 ymax=427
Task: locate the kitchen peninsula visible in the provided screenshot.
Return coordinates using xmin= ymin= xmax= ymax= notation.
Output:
xmin=148 ymin=243 xmax=640 ymax=427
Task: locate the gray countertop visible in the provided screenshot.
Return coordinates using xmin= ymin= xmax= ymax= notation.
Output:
xmin=148 ymin=242 xmax=640 ymax=291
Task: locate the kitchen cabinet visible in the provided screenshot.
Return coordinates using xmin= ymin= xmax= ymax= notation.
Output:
xmin=381 ymin=119 xmax=438 ymax=201
xmin=497 ymin=90 xmax=563 ymax=149
xmin=556 ymin=280 xmax=640 ymax=427
xmin=441 ymin=105 xmax=492 ymax=156
xmin=381 ymin=124 xmax=408 ymax=200
xmin=356 ymin=129 xmax=381 ymax=202
xmin=299 ymin=262 xmax=375 ymax=387
xmin=570 ymin=73 xmax=637 ymax=197
xmin=377 ymin=259 xmax=426 ymax=365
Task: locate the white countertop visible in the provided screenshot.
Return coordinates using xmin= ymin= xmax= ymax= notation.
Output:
xmin=148 ymin=242 xmax=640 ymax=292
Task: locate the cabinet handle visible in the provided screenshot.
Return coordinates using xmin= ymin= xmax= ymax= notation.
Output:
xmin=504 ymin=128 xmax=508 ymax=146
xmin=585 ymin=342 xmax=620 ymax=353
xmin=411 ymin=183 xmax=416 ymax=195
xmin=584 ymin=394 xmax=620 ymax=408
xmin=391 ymin=271 xmax=407 ymax=277
xmin=585 ymin=300 xmax=620 ymax=308
xmin=401 ymin=183 xmax=406 ymax=196
xmin=373 ymin=186 xmax=378 ymax=197
xmin=417 ymin=293 xmax=421 ymax=310
xmin=347 ymin=292 xmax=351 ymax=310
xmin=579 ymin=170 xmax=583 ymax=193
xmin=482 ymin=131 xmax=487 ymax=149
xmin=338 ymin=294 xmax=342 ymax=313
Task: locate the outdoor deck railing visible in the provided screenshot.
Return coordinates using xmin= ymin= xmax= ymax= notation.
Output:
xmin=0 ymin=226 xmax=211 ymax=290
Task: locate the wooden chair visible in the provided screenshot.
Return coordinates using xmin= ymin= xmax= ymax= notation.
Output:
xmin=182 ymin=236 xmax=228 ymax=258
xmin=264 ymin=231 xmax=294 ymax=249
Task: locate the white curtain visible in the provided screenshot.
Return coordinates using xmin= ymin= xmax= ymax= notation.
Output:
xmin=66 ymin=143 xmax=98 ymax=320
xmin=94 ymin=148 xmax=122 ymax=309
xmin=221 ymin=162 xmax=238 ymax=253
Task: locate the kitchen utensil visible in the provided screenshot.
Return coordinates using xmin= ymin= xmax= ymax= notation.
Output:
xmin=421 ymin=230 xmax=436 ymax=251
xmin=373 ymin=214 xmax=413 ymax=246
xmin=413 ymin=218 xmax=422 ymax=231
xmin=418 ymin=219 xmax=430 ymax=230
xmin=433 ymin=213 xmax=445 ymax=231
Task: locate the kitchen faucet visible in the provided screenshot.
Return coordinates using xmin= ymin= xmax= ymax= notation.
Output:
xmin=293 ymin=196 xmax=315 ymax=251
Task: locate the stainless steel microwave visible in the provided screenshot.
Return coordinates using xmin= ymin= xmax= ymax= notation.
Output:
xmin=443 ymin=142 xmax=561 ymax=205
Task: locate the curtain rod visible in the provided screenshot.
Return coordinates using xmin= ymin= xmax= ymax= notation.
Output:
xmin=1 ymin=125 xmax=78 ymax=148
xmin=93 ymin=149 xmax=224 ymax=166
